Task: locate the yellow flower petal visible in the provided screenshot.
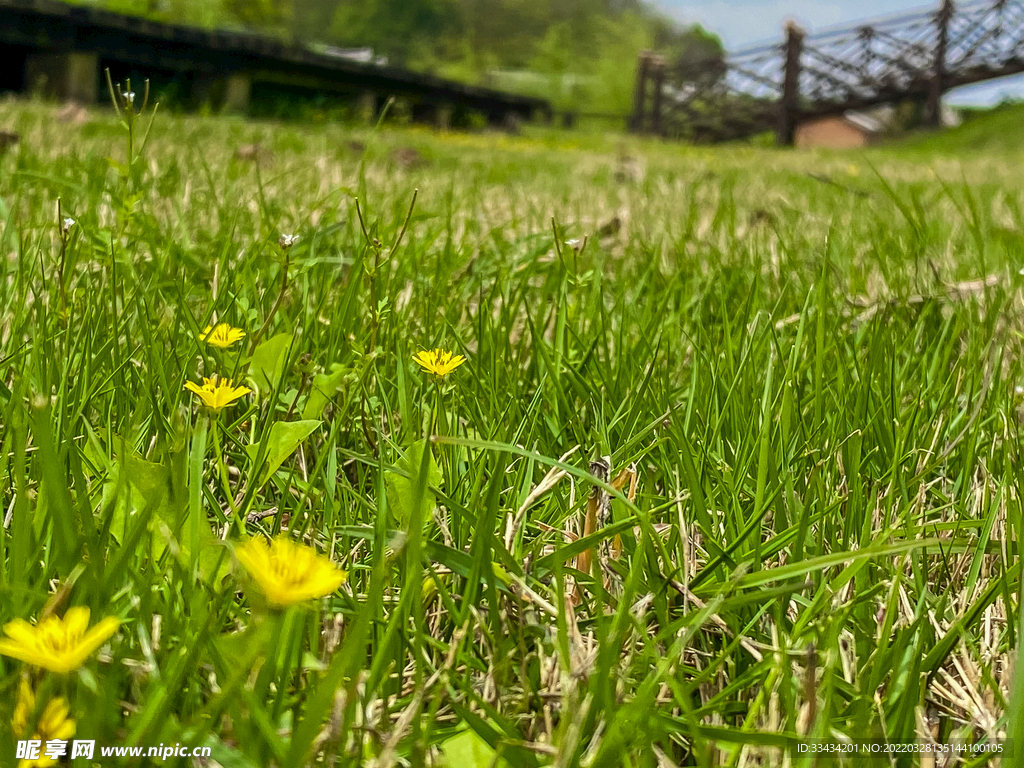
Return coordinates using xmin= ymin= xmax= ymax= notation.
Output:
xmin=236 ymin=537 xmax=347 ymax=608
xmin=39 ymin=698 xmax=75 ymax=738
xmin=3 ymin=620 xmax=39 ymax=646
xmin=200 ymin=323 xmax=246 ymax=349
xmin=13 ymin=678 xmax=34 ymax=735
xmin=13 ymin=679 xmax=77 ymax=767
xmin=15 ymin=688 xmax=76 ymax=767
xmin=413 ymin=348 xmax=466 ymax=377
xmin=184 ymin=376 xmax=251 ymax=411
xmin=0 ymin=609 xmax=120 ymax=674
xmin=63 ymin=606 xmax=90 ymax=637
xmin=64 ymin=616 xmax=120 ymax=672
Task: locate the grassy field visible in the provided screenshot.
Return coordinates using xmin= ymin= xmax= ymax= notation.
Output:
xmin=0 ymin=93 xmax=1023 ymax=767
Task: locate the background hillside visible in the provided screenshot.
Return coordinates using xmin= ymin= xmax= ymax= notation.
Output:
xmin=896 ymin=101 xmax=1024 ymax=154
xmin=78 ymin=0 xmax=722 ymax=114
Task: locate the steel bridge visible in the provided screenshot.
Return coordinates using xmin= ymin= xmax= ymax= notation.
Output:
xmin=0 ymin=0 xmax=549 ymax=126
xmin=630 ymin=0 xmax=1024 ymax=143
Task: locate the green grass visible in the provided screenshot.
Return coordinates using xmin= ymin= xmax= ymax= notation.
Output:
xmin=896 ymin=101 xmax=1024 ymax=155
xmin=0 ymin=95 xmax=1022 ymax=767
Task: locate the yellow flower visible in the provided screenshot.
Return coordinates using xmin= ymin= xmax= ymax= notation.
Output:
xmin=184 ymin=376 xmax=251 ymax=411
xmin=13 ymin=679 xmax=76 ymax=768
xmin=235 ymin=537 xmax=347 ymax=608
xmin=200 ymin=323 xmax=246 ymax=349
xmin=13 ymin=678 xmax=35 ymax=736
xmin=413 ymin=348 xmax=466 ymax=377
xmin=0 ymin=607 xmax=120 ymax=674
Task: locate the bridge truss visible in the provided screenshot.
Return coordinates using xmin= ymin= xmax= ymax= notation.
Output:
xmin=630 ymin=0 xmax=1024 ymax=143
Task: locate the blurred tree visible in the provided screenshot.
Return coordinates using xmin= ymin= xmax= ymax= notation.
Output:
xmin=291 ymin=0 xmax=344 ymax=42
xmin=224 ymin=0 xmax=294 ymax=31
xmin=75 ymin=0 xmax=726 ymax=114
xmin=666 ymin=23 xmax=726 ymax=80
xmin=329 ymin=0 xmax=457 ymax=64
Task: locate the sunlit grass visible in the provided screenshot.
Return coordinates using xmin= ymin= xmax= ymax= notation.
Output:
xmin=0 ymin=96 xmax=1021 ymax=766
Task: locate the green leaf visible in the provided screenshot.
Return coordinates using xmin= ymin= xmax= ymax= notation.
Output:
xmin=99 ymin=470 xmax=130 ymax=545
xmin=384 ymin=439 xmax=442 ymax=529
xmin=440 ymin=728 xmax=509 ymax=768
xmin=301 ymin=363 xmax=347 ymax=420
xmin=249 ymin=333 xmax=293 ymax=392
xmin=107 ymin=442 xmax=232 ymax=588
xmin=245 ymin=420 xmax=322 ymax=485
xmin=32 ymin=405 xmax=81 ymax=576
xmin=126 ymin=453 xmax=172 ymax=508
xmin=200 ymin=737 xmax=263 ymax=768
xmin=96 ymin=446 xmax=166 ymax=547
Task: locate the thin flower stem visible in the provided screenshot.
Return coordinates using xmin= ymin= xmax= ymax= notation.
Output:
xmin=284 ymin=368 xmax=309 ymax=423
xmin=432 ymin=379 xmax=443 ymax=438
xmin=56 ymin=199 xmax=69 ymax=316
xmin=211 ymin=417 xmax=238 ymax=525
xmin=391 ymin=188 xmax=419 ymax=257
xmin=252 ymin=247 xmax=290 ymax=349
xmin=432 ymin=379 xmax=454 ymax=489
xmin=274 ymin=606 xmax=304 ymax=722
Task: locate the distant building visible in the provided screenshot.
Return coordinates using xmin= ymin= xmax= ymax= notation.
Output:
xmin=794 ymin=111 xmax=883 ymax=149
xmin=794 ymin=104 xmax=962 ymax=148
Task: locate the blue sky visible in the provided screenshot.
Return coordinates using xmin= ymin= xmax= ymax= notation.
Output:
xmin=653 ymin=0 xmax=1024 ymax=105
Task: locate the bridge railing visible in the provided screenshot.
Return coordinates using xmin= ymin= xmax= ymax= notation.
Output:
xmin=946 ymin=0 xmax=1024 ymax=79
xmin=631 ymin=0 xmax=1024 ymax=144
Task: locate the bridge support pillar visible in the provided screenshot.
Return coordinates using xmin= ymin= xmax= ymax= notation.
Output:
xmin=778 ymin=22 xmax=805 ymax=146
xmin=434 ymin=103 xmax=453 ymax=131
xmin=358 ymin=91 xmax=378 ymax=123
xmin=629 ymin=52 xmax=652 ymax=133
xmin=192 ymin=72 xmax=250 ymax=113
xmin=222 ymin=74 xmax=251 ymax=113
xmin=650 ymin=57 xmax=666 ymax=135
xmin=24 ymin=52 xmax=98 ymax=103
xmin=926 ymin=0 xmax=954 ymax=128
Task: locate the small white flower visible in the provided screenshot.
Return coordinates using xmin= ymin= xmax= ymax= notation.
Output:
xmin=1019 ymin=266 xmax=1024 ymax=276
xmin=62 ymin=217 xmax=75 ymax=234
xmin=566 ymin=238 xmax=582 ymax=251
xmin=278 ymin=234 xmax=298 ymax=249
xmin=1016 ymin=386 xmax=1024 ymax=396
xmin=123 ymin=91 xmax=135 ymax=105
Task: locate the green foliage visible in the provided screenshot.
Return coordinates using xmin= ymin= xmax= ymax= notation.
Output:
xmin=440 ymin=728 xmax=509 ymax=768
xmin=385 ymin=439 xmax=442 ymax=530
xmin=70 ymin=0 xmax=721 ymax=117
xmin=0 ymin=96 xmax=1019 ymax=765
xmin=328 ymin=0 xmax=455 ymax=64
xmin=223 ymin=0 xmax=294 ymax=31
xmin=301 ymin=363 xmax=347 ymax=420
xmin=245 ymin=419 xmax=322 ymax=486
xmin=249 ymin=332 xmax=294 ymax=393
xmin=896 ymin=101 xmax=1024 ymax=154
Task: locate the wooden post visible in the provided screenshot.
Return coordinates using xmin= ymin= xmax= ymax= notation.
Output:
xmin=926 ymin=0 xmax=954 ymax=127
xmin=25 ymin=52 xmax=98 ymax=103
xmin=435 ymin=102 xmax=453 ymax=131
xmin=778 ymin=21 xmax=805 ymax=146
xmin=650 ymin=55 xmax=666 ymax=136
xmin=630 ymin=52 xmax=651 ymax=133
xmin=358 ymin=91 xmax=378 ymax=124
xmin=858 ymin=26 xmax=874 ymax=78
xmin=222 ymin=73 xmax=251 ymax=114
